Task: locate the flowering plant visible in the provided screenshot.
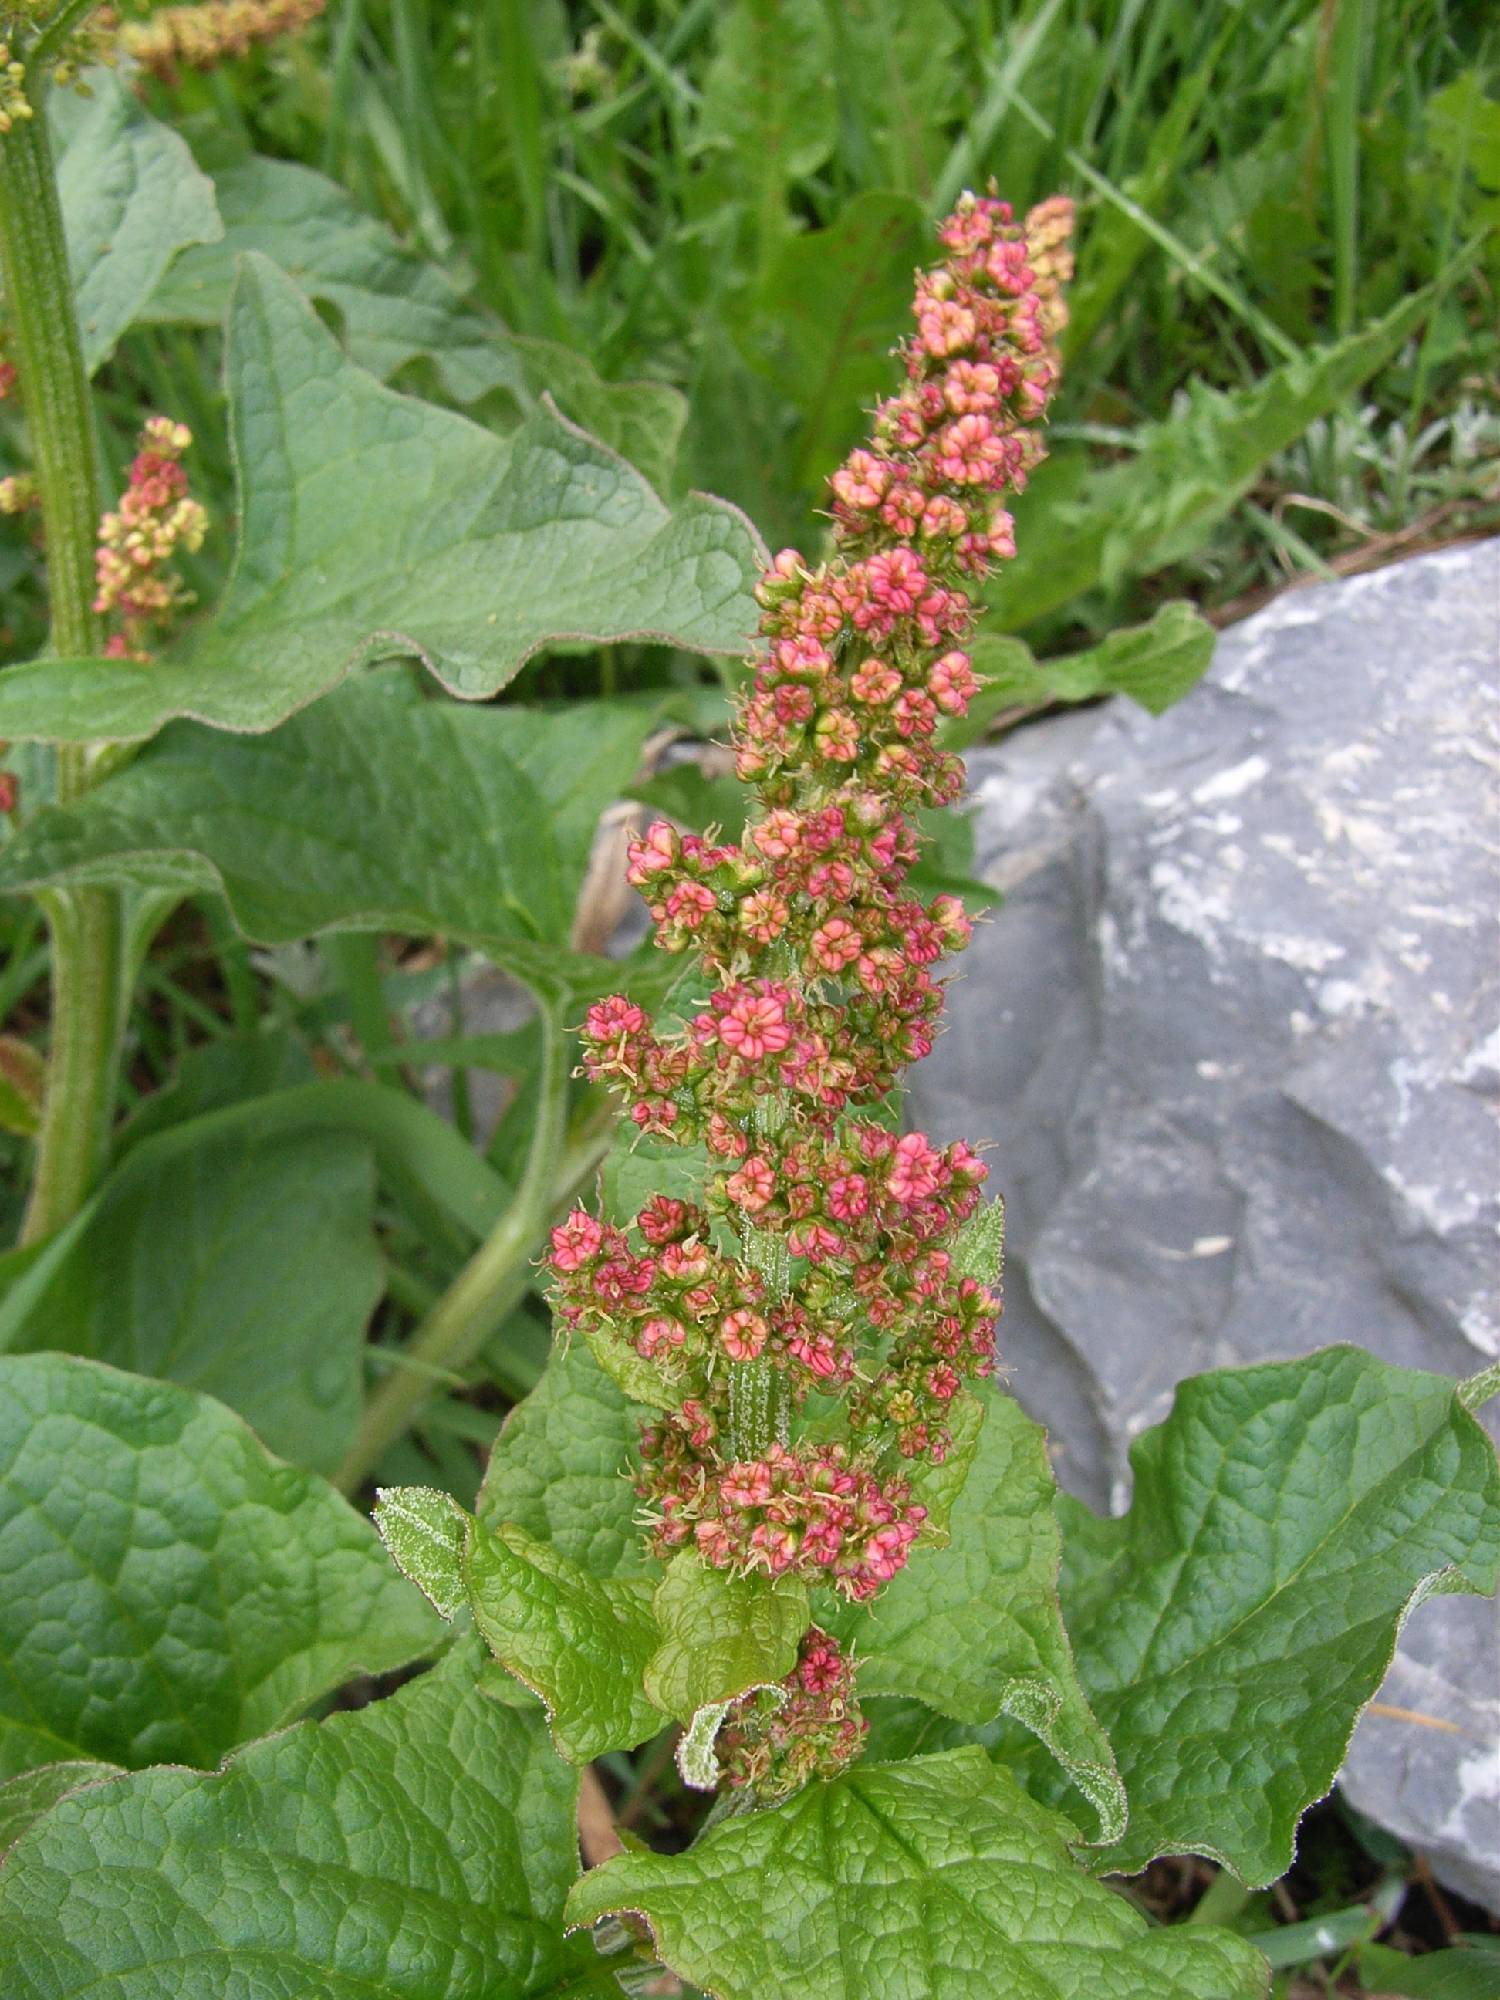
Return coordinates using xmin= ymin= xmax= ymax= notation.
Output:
xmin=0 ymin=13 xmax=1495 ymax=1997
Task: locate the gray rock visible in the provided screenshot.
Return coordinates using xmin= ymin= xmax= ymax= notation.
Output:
xmin=911 ymin=542 xmax=1500 ymax=1905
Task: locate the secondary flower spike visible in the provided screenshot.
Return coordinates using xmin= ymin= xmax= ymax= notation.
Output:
xmin=94 ymin=417 xmax=208 ymax=661
xmin=550 ymin=190 xmax=1072 ymax=1778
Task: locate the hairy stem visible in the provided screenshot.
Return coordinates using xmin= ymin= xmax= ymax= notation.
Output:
xmin=336 ymin=1003 xmax=570 ymax=1494
xmin=0 ymin=76 xmax=128 ymax=1243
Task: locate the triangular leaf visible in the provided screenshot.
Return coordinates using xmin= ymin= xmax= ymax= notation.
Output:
xmin=464 ymin=1517 xmax=665 ymax=1762
xmin=0 ymin=1353 xmax=440 ymax=1781
xmin=1057 ymin=1346 xmax=1500 ymax=1883
xmin=0 ymin=1642 xmax=596 ymax=1999
xmin=566 ymin=1746 xmax=1269 ymax=2000
xmin=0 ymin=255 xmax=761 ymax=746
xmin=827 ymin=1379 xmax=1125 ymax=1843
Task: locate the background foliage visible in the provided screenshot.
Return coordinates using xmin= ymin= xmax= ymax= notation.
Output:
xmin=0 ymin=4 xmax=1496 ymax=1995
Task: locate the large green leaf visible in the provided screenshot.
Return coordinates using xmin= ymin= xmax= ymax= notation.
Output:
xmin=0 ymin=672 xmax=633 ymax=995
xmin=944 ymin=601 xmax=1217 ymax=749
xmin=1056 ymin=1347 xmax=1500 ymax=1883
xmin=644 ymin=1553 xmax=808 ymax=1723
xmin=0 ymin=1642 xmax=600 ymax=2000
xmin=0 ymin=254 xmax=761 ymax=746
xmin=567 ymin=1746 xmax=1269 ymax=2000
xmin=140 ymin=154 xmax=686 ymax=488
xmin=991 ymin=286 xmax=1437 ymax=628
xmin=0 ymin=1121 xmax=381 ymax=1473
xmin=478 ymin=1334 xmax=651 ymax=1582
xmin=748 ymin=190 xmax=929 ymax=485
xmin=464 ymin=1518 xmax=665 ymax=1762
xmin=51 ymin=69 xmax=221 ymax=375
xmin=827 ymin=1380 xmax=1125 ymax=1843
xmin=0 ymin=1353 xmax=439 ymax=1781
xmin=0 ymin=1764 xmax=121 ymax=1859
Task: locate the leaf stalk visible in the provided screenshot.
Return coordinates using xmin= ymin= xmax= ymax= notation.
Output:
xmin=336 ymin=1001 xmax=570 ymax=1493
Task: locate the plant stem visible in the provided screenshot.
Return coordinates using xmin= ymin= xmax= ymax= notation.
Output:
xmin=335 ymin=1003 xmax=569 ymax=1494
xmin=27 ymin=0 xmax=102 ymax=70
xmin=0 ymin=74 xmax=128 ymax=1243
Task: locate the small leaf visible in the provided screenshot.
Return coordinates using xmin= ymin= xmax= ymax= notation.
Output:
xmin=0 ymin=1120 xmax=382 ymax=1473
xmin=644 ymin=1553 xmax=808 ymax=1723
xmin=566 ymin=1746 xmax=1269 ymax=2000
xmin=992 ymin=286 xmax=1439 ymax=628
xmin=0 ymin=1036 xmax=44 ymax=1137
xmin=464 ymin=1517 xmax=665 ymax=1762
xmin=0 ymin=1764 xmax=121 ymax=1859
xmin=0 ymin=1642 xmax=594 ymax=1999
xmin=827 ymin=1379 xmax=1125 ymax=1843
xmin=0 ymin=255 xmax=761 ymax=746
xmin=477 ymin=1334 xmax=652 ymax=1582
xmin=581 ymin=1324 xmax=689 ymax=1414
xmin=374 ymin=1485 xmax=470 ymax=1618
xmin=951 ymin=1195 xmax=1004 ymax=1285
xmin=0 ymin=1353 xmax=439 ymax=1781
xmin=51 ymin=68 xmax=222 ymax=374
xmin=947 ymin=602 xmax=1217 ymax=747
xmin=1057 ymin=1346 xmax=1500 ymax=1883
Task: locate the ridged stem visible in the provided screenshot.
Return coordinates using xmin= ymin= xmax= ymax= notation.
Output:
xmin=0 ymin=70 xmax=129 ymax=1242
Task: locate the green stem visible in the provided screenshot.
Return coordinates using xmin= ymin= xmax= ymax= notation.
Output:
xmin=0 ymin=74 xmax=128 ymax=1244
xmin=335 ymin=1004 xmax=569 ymax=1494
xmin=28 ymin=1 xmax=105 ymax=71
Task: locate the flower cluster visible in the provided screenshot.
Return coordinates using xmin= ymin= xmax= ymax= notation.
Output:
xmin=114 ymin=0 xmax=327 ymax=81
xmin=714 ymin=1628 xmax=867 ymax=1802
xmin=550 ymin=192 xmax=1070 ymax=1697
xmin=93 ymin=417 xmax=207 ymax=660
xmin=0 ymin=41 xmax=30 ymax=133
